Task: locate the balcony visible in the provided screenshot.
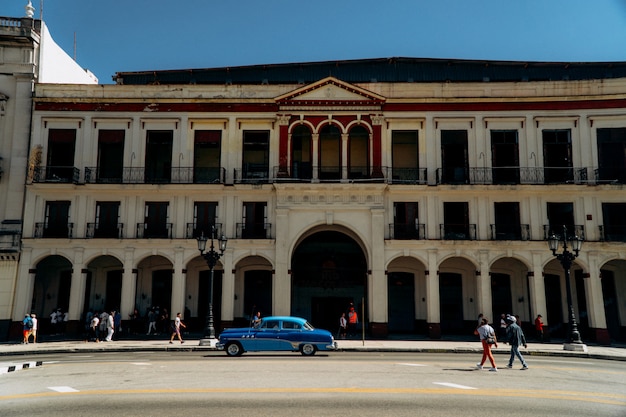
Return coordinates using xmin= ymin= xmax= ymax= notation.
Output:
xmin=84 ymin=167 xmax=226 ymax=184
xmin=543 ymin=225 xmax=585 ymax=240
xmin=593 ymin=167 xmax=626 ymax=184
xmin=0 ymin=230 xmax=20 ymax=252
xmin=136 ymin=223 xmax=173 ymax=239
xmin=34 ymin=222 xmax=73 ymax=238
xmin=386 ymin=167 xmax=428 ymax=184
xmin=236 ymin=222 xmax=272 ymax=239
xmin=389 ymin=223 xmax=426 ymax=240
xmin=599 ymin=225 xmax=626 ymax=242
xmin=435 ymin=167 xmax=589 ymax=185
xmin=490 ymin=224 xmax=530 ymax=241
xmin=440 ymin=224 xmax=477 ymax=240
xmin=86 ymin=223 xmax=124 ymax=239
xmin=185 ymin=223 xmax=223 ymax=239
xmin=32 ymin=166 xmax=80 ymax=184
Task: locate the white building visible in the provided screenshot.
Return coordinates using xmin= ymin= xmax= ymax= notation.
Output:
xmin=5 ymin=50 xmax=626 ymax=342
xmin=0 ymin=3 xmax=96 ymax=340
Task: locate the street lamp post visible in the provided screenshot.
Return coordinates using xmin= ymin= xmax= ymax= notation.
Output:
xmin=548 ymin=225 xmax=587 ymax=352
xmin=197 ymin=225 xmax=227 ymax=347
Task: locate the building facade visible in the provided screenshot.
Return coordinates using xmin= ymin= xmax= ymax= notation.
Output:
xmin=10 ymin=58 xmax=626 ymax=343
xmin=0 ymin=6 xmax=96 ymax=340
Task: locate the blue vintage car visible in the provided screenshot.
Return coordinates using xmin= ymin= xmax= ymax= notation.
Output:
xmin=216 ymin=316 xmax=337 ymax=356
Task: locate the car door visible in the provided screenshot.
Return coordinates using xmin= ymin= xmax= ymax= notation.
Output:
xmin=255 ymin=319 xmax=284 ymax=351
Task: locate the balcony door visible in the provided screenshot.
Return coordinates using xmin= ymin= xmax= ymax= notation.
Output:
xmin=97 ymin=130 xmax=124 ymax=182
xmin=491 ymin=130 xmax=520 ymax=184
xmin=543 ymin=130 xmax=572 ymax=183
xmin=44 ymin=201 xmax=71 ymax=238
xmin=194 ymin=130 xmax=221 ymax=183
xmin=145 ymin=131 xmax=173 ymax=183
xmin=95 ymin=202 xmax=120 ymax=238
xmin=47 ymin=129 xmax=76 ymax=182
xmin=494 ymin=202 xmax=521 ymax=240
xmin=318 ymin=125 xmax=341 ymax=180
xmin=441 ymin=130 xmax=468 ymax=184
xmin=597 ymin=128 xmax=626 ymax=183
xmin=242 ymin=202 xmax=267 ymax=238
xmin=291 ymin=125 xmax=312 ymax=179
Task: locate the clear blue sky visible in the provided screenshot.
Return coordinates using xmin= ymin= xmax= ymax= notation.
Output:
xmin=4 ymin=0 xmax=626 ymax=84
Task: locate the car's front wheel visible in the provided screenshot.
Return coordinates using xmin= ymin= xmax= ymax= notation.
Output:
xmin=300 ymin=343 xmax=317 ymax=356
xmin=225 ymin=341 xmax=244 ymax=356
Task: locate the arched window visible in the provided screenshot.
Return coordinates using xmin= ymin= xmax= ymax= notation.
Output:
xmin=291 ymin=125 xmax=312 ymax=179
xmin=349 ymin=125 xmax=369 ymax=179
xmin=318 ymin=124 xmax=341 ymax=179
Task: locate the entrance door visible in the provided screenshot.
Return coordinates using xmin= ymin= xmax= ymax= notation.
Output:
xmin=439 ymin=273 xmax=463 ymax=333
xmin=600 ymin=270 xmax=621 ymax=341
xmin=388 ymin=272 xmax=415 ymax=333
xmin=490 ymin=273 xmax=512 ymax=320
xmin=152 ymin=270 xmax=172 ymax=313
xmin=544 ymin=274 xmax=564 ymax=338
xmin=105 ymin=270 xmax=122 ymax=312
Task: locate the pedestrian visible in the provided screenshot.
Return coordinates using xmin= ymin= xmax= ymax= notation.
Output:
xmin=169 ymin=312 xmax=186 ymax=344
xmin=114 ymin=310 xmax=122 ymax=340
xmin=475 ymin=317 xmax=498 ymax=372
xmin=29 ymin=314 xmax=38 ymax=343
xmin=105 ymin=310 xmax=115 ymax=341
xmin=347 ymin=305 xmax=358 ymax=337
xmin=534 ymin=314 xmax=544 ymax=342
xmin=252 ymin=311 xmax=261 ymax=327
xmin=477 ymin=313 xmax=483 ymax=328
xmin=90 ymin=312 xmax=100 ymax=342
xmin=505 ymin=316 xmax=528 ymax=370
xmin=498 ymin=313 xmax=507 ymax=339
xmin=22 ymin=314 xmax=33 ymax=344
xmin=338 ymin=312 xmax=347 ymax=339
xmin=147 ymin=308 xmax=157 ymax=335
xmin=160 ymin=308 xmax=169 ymax=334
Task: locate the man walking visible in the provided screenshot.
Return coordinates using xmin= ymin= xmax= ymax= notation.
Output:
xmin=505 ymin=316 xmax=528 ymax=370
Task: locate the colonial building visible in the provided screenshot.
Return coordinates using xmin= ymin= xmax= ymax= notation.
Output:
xmin=11 ymin=57 xmax=626 ymax=343
xmin=0 ymin=4 xmax=96 ymax=339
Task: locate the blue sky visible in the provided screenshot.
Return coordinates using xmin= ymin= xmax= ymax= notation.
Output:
xmin=4 ymin=0 xmax=626 ymax=84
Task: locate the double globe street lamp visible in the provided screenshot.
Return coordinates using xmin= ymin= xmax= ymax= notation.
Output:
xmin=548 ymin=225 xmax=587 ymax=352
xmin=197 ymin=225 xmax=227 ymax=347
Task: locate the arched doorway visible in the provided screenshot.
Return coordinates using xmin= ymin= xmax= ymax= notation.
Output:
xmin=291 ymin=230 xmax=367 ymax=331
xmin=600 ymin=259 xmax=626 ymax=342
xmin=32 ymin=255 xmax=72 ymax=335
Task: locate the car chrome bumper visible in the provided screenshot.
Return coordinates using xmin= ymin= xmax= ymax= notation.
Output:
xmin=215 ymin=343 xmax=225 ymax=350
xmin=326 ymin=342 xmax=338 ymax=350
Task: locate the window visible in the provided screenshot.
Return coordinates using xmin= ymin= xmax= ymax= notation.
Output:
xmin=242 ymin=202 xmax=267 ymax=239
xmin=192 ymin=202 xmax=218 ymax=238
xmin=546 ymin=202 xmax=578 ymax=238
xmin=348 ymin=126 xmax=369 ymax=179
xmin=44 ymin=201 xmax=71 ymax=238
xmin=597 ymin=128 xmax=626 ymax=183
xmin=441 ymin=130 xmax=468 ymax=184
xmin=194 ymin=130 xmax=221 ymax=183
xmin=393 ymin=202 xmax=420 ymax=239
xmin=97 ymin=130 xmax=124 ymax=183
xmin=242 ymin=131 xmax=269 ymax=180
xmin=46 ymin=129 xmax=76 ymax=182
xmin=602 ymin=203 xmax=626 ymax=242
xmin=391 ymin=131 xmax=419 ymax=183
xmin=491 ymin=130 xmax=520 ymax=184
xmin=291 ymin=125 xmax=312 ymax=179
xmin=493 ymin=202 xmax=522 ymax=240
xmin=442 ymin=202 xmax=471 ymax=240
xmin=145 ymin=131 xmax=173 ymax=183
xmin=143 ymin=202 xmax=170 ymax=238
xmin=318 ymin=125 xmax=341 ymax=179
xmin=542 ymin=130 xmax=572 ymax=183
xmin=94 ymin=202 xmax=121 ymax=238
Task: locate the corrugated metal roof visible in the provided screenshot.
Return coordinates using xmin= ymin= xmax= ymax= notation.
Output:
xmin=113 ymin=57 xmax=626 ymax=85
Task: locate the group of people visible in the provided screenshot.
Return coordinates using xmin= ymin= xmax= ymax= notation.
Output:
xmin=85 ymin=310 xmax=120 ymax=342
xmin=475 ymin=313 xmax=529 ymax=372
xmin=338 ymin=303 xmax=359 ymax=339
xmin=21 ymin=313 xmax=38 ymax=344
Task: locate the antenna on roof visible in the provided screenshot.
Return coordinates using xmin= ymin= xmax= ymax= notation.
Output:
xmin=40 ymin=0 xmax=43 ymax=20
xmin=74 ymin=32 xmax=77 ymax=61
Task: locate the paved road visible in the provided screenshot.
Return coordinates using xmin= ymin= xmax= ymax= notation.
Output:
xmin=1 ymin=351 xmax=625 ymax=416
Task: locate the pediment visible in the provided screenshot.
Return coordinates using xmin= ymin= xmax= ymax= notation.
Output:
xmin=276 ymin=77 xmax=385 ymax=107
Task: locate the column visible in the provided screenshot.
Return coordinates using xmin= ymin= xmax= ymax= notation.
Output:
xmin=585 ymin=252 xmax=610 ymax=344
xmin=369 ymin=208 xmax=387 ymax=337
xmin=170 ymin=247 xmax=185 ymax=317
xmin=120 ymin=248 xmax=136 ymax=321
xmin=277 ymin=115 xmax=290 ymax=174
xmin=220 ymin=249 xmax=235 ymax=326
xmin=341 ymin=133 xmax=349 ymax=179
xmin=426 ymin=249 xmax=441 ymax=338
xmin=529 ymin=250 xmax=547 ymax=331
xmin=12 ymin=248 xmax=35 ymax=319
xmin=273 ymin=208 xmax=291 ymax=316
xmin=476 ymin=250 xmax=491 ymax=320
xmin=311 ymin=133 xmax=319 ymax=180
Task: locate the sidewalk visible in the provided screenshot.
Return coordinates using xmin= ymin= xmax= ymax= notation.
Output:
xmin=2 ymin=336 xmax=625 ymax=361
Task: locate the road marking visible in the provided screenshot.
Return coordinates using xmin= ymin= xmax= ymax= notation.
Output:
xmin=433 ymin=382 xmax=477 ymax=390
xmin=48 ymin=386 xmax=79 ymax=393
xmin=132 ymin=362 xmax=152 ymax=366
xmin=397 ymin=363 xmax=427 ymax=367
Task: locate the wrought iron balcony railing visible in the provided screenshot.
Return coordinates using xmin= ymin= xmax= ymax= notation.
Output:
xmin=440 ymin=224 xmax=477 ymax=240
xmin=34 ymin=222 xmax=74 ymax=238
xmin=84 ymin=166 xmax=226 ymax=184
xmin=599 ymin=225 xmax=626 ymax=242
xmin=136 ymin=223 xmax=173 ymax=239
xmin=435 ymin=167 xmax=589 ymax=185
xmin=185 ymin=222 xmax=223 ymax=239
xmin=389 ymin=223 xmax=426 ymax=240
xmin=543 ymin=224 xmax=585 ymax=241
xmin=32 ymin=166 xmax=80 ymax=184
xmin=490 ymin=224 xmax=530 ymax=241
xmin=86 ymin=223 xmax=124 ymax=239
xmin=236 ymin=222 xmax=272 ymax=239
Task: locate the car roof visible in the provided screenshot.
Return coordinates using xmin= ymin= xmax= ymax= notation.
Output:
xmin=262 ymin=316 xmax=307 ymax=324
